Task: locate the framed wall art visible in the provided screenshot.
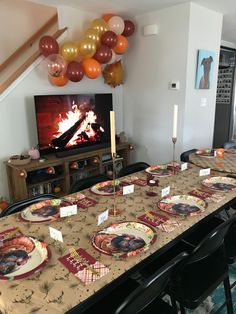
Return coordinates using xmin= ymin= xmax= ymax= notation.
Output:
xmin=195 ymin=49 xmax=215 ymax=89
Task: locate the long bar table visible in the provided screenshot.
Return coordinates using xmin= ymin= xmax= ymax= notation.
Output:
xmin=0 ymin=165 xmax=235 ymax=314
xmin=189 ymin=151 xmax=236 ymax=174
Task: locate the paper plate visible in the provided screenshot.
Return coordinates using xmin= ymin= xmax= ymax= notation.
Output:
xmin=201 ymin=176 xmax=236 ymax=192
xmin=20 ymin=199 xmax=71 ymax=223
xmin=195 ymin=149 xmax=215 ymax=157
xmin=0 ymin=236 xmax=51 ymax=280
xmin=225 ymin=148 xmax=236 ymax=154
xmin=158 ymin=195 xmax=207 ymax=216
xmin=145 ymin=165 xmax=173 ymax=177
xmin=90 ymin=180 xmax=122 ymax=196
xmin=92 ymin=221 xmax=157 ymax=258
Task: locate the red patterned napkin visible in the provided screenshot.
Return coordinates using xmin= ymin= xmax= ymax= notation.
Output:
xmin=64 ymin=192 xmax=85 ymax=202
xmin=123 ymin=177 xmax=147 ymax=186
xmin=73 ymin=197 xmax=98 ymax=209
xmin=138 ymin=211 xmax=181 ymax=232
xmin=64 ymin=193 xmax=98 ymax=209
xmin=188 ymin=188 xmax=225 ymax=203
xmin=58 ymin=248 xmax=109 ymax=285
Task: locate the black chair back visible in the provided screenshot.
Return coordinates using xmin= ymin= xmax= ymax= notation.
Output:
xmin=171 ymin=216 xmax=236 ymax=312
xmin=224 ymin=214 xmax=236 ymax=264
xmin=117 ymin=162 xmax=150 ymax=178
xmin=0 ymin=194 xmax=57 ymax=217
xmin=188 ymin=216 xmax=235 ymax=263
xmin=114 ymin=252 xmax=188 ymax=314
xmin=223 ymin=141 xmax=236 ymax=149
xmin=180 ymin=149 xmax=197 ymax=162
xmin=70 ymin=174 xmax=110 ymax=194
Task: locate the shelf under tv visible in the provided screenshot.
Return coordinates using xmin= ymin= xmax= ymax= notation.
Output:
xmin=55 ymin=143 xmax=110 ymax=158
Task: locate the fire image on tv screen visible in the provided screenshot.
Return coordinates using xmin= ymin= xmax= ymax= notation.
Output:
xmin=34 ymin=93 xmax=113 ymax=156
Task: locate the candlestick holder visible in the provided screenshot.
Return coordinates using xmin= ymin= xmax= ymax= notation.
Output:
xmin=172 ymin=137 xmax=177 ymax=175
xmin=108 ymin=153 xmax=122 ymax=216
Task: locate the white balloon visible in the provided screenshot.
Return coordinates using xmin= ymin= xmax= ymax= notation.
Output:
xmin=108 ymin=16 xmax=125 ymax=35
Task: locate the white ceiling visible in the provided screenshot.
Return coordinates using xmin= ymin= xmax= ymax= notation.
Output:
xmin=30 ymin=0 xmax=236 ymax=44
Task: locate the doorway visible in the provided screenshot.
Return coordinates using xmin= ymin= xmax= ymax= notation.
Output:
xmin=213 ymin=47 xmax=236 ymax=147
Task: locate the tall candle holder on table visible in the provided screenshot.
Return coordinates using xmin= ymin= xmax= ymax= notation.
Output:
xmin=171 ymin=137 xmax=178 ymax=191
xmin=108 ymin=153 xmax=122 ymax=216
xmin=172 ymin=137 xmax=177 ymax=175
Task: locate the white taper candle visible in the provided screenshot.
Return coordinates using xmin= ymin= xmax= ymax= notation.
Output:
xmin=110 ymin=111 xmax=116 ymax=156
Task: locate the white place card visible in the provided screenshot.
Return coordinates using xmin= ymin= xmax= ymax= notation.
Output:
xmin=161 ymin=186 xmax=170 ymax=198
xmin=181 ymin=163 xmax=188 ymax=171
xmin=98 ymin=209 xmax=109 ymax=226
xmin=199 ymin=168 xmax=211 ymax=176
xmin=123 ymin=184 xmax=134 ymax=195
xmin=49 ymin=227 xmax=63 ymax=242
xmin=60 ymin=204 xmax=77 ymax=218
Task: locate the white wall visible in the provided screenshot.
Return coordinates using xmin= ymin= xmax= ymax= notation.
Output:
xmin=0 ymin=6 xmax=123 ymax=199
xmin=183 ymin=3 xmax=222 ymax=150
xmin=123 ymin=3 xmax=190 ymax=164
xmin=123 ymin=2 xmax=222 ymax=165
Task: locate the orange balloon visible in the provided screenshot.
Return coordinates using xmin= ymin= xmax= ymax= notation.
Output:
xmin=48 ymin=75 xmax=69 ymax=86
xmin=82 ymin=58 xmax=101 ymax=79
xmin=102 ymin=13 xmax=114 ymax=22
xmin=113 ymin=35 xmax=128 ymax=54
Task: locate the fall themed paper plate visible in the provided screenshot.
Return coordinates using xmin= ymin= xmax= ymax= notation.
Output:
xmin=201 ymin=176 xmax=236 ymax=192
xmin=0 ymin=236 xmax=50 ymax=280
xmin=20 ymin=199 xmax=71 ymax=223
xmin=92 ymin=221 xmax=156 ymax=258
xmin=145 ymin=165 xmax=173 ymax=177
xmin=158 ymin=195 xmax=207 ymax=216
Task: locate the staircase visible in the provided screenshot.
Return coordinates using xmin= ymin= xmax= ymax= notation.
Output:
xmin=0 ymin=0 xmax=67 ymax=95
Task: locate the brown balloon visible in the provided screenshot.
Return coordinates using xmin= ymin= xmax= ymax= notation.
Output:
xmin=103 ymin=60 xmax=124 ymax=88
xmin=39 ymin=36 xmax=59 ymax=57
xmin=122 ymin=20 xmax=135 ymax=37
xmin=101 ymin=31 xmax=118 ymax=48
xmin=66 ymin=61 xmax=84 ymax=82
xmin=94 ymin=45 xmax=112 ymax=64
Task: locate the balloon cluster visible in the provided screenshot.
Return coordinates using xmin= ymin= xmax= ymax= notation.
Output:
xmin=39 ymin=14 xmax=135 ymax=87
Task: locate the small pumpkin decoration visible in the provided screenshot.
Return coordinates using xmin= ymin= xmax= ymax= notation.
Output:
xmin=28 ymin=148 xmax=40 ymax=160
xmin=0 ymin=198 xmax=9 ymax=211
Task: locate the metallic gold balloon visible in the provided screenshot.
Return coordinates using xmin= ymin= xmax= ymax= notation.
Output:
xmin=103 ymin=60 xmax=124 ymax=88
xmin=78 ymin=38 xmax=97 ymax=59
xmin=85 ymin=28 xmax=101 ymax=46
xmin=91 ymin=18 xmax=109 ymax=35
xmin=60 ymin=41 xmax=79 ymax=61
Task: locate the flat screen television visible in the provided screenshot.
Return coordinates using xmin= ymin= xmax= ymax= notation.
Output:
xmin=34 ymin=93 xmax=113 ymax=157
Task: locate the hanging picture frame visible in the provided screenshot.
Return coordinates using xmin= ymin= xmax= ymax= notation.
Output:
xmin=195 ymin=49 xmax=215 ymax=89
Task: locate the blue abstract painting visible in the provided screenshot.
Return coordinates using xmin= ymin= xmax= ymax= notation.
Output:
xmin=195 ymin=49 xmax=215 ymax=89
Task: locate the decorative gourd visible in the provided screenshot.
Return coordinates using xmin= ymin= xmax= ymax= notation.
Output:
xmin=28 ymin=148 xmax=40 ymax=160
xmin=0 ymin=198 xmax=9 ymax=210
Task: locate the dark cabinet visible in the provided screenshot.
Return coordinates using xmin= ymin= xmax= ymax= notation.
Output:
xmin=213 ymin=48 xmax=236 ymax=148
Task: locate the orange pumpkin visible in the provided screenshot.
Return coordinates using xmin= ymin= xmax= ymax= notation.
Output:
xmin=0 ymin=199 xmax=9 ymax=210
xmin=53 ymin=186 xmax=61 ymax=193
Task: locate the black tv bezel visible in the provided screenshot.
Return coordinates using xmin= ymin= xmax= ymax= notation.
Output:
xmin=34 ymin=93 xmax=113 ymax=157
